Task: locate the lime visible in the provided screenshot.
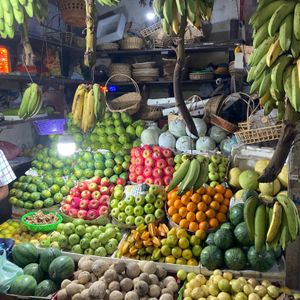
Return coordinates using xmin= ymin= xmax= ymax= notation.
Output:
xmin=16 ymin=200 xmax=24 ymax=207
xmin=33 ymin=200 xmax=44 ymax=209
xmin=9 ymin=197 xmax=18 ymax=205
xmin=53 ymin=169 xmax=63 ymax=177
xmin=24 ymin=202 xmax=33 ymax=210
xmin=54 ymin=177 xmax=65 ymax=187
xmin=84 ymin=169 xmax=94 ymax=178
xmin=53 ymin=193 xmax=63 ymax=203
xmin=22 ymin=192 xmax=31 ymax=201
xmin=43 ymin=176 xmax=54 ymax=186
xmin=105 ymin=151 xmax=114 ymax=160
xmin=60 ymin=186 xmax=70 ymax=196
xmin=41 ymin=190 xmax=51 ymax=199
xmin=94 ymin=161 xmax=105 ymax=170
xmin=44 ymin=198 xmax=54 ymax=208
xmin=94 ymin=170 xmax=104 ymax=177
xmin=94 ymin=152 xmax=104 ymax=161
xmin=105 ymin=159 xmax=115 ymax=168
xmin=38 ymin=182 xmax=48 ymax=192
xmin=30 ymin=192 xmax=41 ymax=202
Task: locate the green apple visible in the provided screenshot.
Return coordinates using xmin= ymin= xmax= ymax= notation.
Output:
xmin=63 ymin=223 xmax=75 ymax=235
xmin=84 ymin=248 xmax=94 ymax=255
xmin=148 ymin=185 xmax=161 ymax=195
xmin=94 ymin=246 xmax=107 ymax=257
xmin=118 ymin=200 xmax=126 ymax=211
xmin=125 ymin=205 xmax=134 ymax=216
xmin=111 ymin=208 xmax=120 ymax=218
xmin=145 ymin=193 xmax=156 ymax=204
xmin=73 ymin=219 xmax=85 ymax=226
xmin=68 ymin=233 xmax=80 ymax=246
xmin=125 ymin=216 xmax=135 ymax=226
xmin=58 ymin=235 xmax=68 ymax=248
xmin=154 ymin=208 xmax=165 ymax=219
xmin=144 ymin=214 xmax=155 ymax=224
xmin=89 ymin=238 xmax=100 ymax=250
xmin=92 ymin=229 xmax=102 ymax=238
xmin=110 ymin=199 xmax=119 ymax=209
xmin=211 ymin=154 xmax=221 ymax=164
xmin=75 ymin=225 xmax=86 ymax=237
xmin=83 ymin=233 xmax=92 ymax=241
xmin=134 ymin=206 xmax=144 ymax=216
xmin=113 ymin=189 xmax=124 ymax=200
xmin=118 ymin=212 xmax=127 ymax=223
xmin=144 ymin=203 xmax=155 ymax=214
xmin=135 ymin=216 xmax=145 ymax=226
xmin=210 ymin=181 xmax=219 ymax=187
xmin=208 ymin=163 xmax=218 ymax=172
xmin=125 ymin=196 xmax=135 ymax=206
xmin=154 ymin=199 xmax=164 ymax=209
xmin=71 ymin=245 xmax=83 ymax=254
xmin=135 ymin=195 xmax=145 ymax=206
xmin=208 ymin=172 xmax=219 ymax=181
xmin=80 ymin=238 xmax=91 ymax=250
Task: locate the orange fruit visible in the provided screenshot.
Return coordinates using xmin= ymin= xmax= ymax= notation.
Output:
xmin=205 ymin=208 xmax=216 ymax=219
xmin=197 ymin=202 xmax=207 ymax=212
xmin=214 ymin=193 xmax=224 ymax=203
xmin=179 ymin=207 xmax=188 ymax=218
xmin=210 ymin=200 xmax=220 ymax=210
xmin=181 ymin=195 xmax=190 ymax=206
xmin=172 ymin=213 xmax=181 ymax=224
xmin=215 ymin=184 xmax=225 ymax=194
xmin=191 ymin=193 xmax=201 ymax=203
xmin=208 ymin=218 xmax=219 ymax=228
xmin=185 ymin=190 xmax=193 ymax=197
xmin=167 ymin=199 xmax=175 ymax=207
xmin=168 ymin=206 xmax=177 ymax=216
xmin=224 ymin=189 xmax=233 ymax=199
xmin=216 ymin=212 xmax=226 ymax=223
xmin=179 ymin=219 xmax=189 ymax=229
xmin=195 ymin=229 xmax=206 ymax=240
xmin=199 ymin=221 xmax=209 ymax=231
xmin=186 ymin=211 xmax=196 ymax=222
xmin=223 ymin=198 xmax=230 ymax=206
xmin=202 ymin=194 xmax=212 ymax=205
xmin=168 ymin=190 xmax=178 ymax=201
xmin=206 ymin=186 xmax=216 ymax=197
xmin=174 ymin=199 xmax=183 ymax=209
xmin=219 ymin=204 xmax=228 ymax=214
xmin=196 ymin=187 xmax=205 ymax=194
xmin=189 ymin=222 xmax=199 ymax=232
xmin=187 ymin=202 xmax=196 ymax=212
xmin=196 ymin=211 xmax=206 ymax=222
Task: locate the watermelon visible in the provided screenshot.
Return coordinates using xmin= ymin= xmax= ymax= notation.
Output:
xmin=12 ymin=243 xmax=39 ymax=267
xmin=35 ymin=279 xmax=58 ymax=297
xmin=23 ymin=263 xmax=44 ymax=283
xmin=247 ymin=246 xmax=276 ymax=272
xmin=200 ymin=245 xmax=223 ymax=270
xmin=39 ymin=247 xmax=61 ymax=273
xmin=234 ymin=222 xmax=252 ymax=246
xmin=229 ymin=204 xmax=244 ymax=225
xmin=48 ymin=256 xmax=75 ymax=283
xmin=214 ymin=228 xmax=234 ymax=250
xmin=224 ymin=248 xmax=247 ymax=270
xmin=220 ymin=222 xmax=235 ymax=231
xmin=9 ymin=275 xmax=37 ymax=296
xmin=205 ymin=232 xmax=215 ymax=246
xmin=242 ymin=189 xmax=258 ymax=202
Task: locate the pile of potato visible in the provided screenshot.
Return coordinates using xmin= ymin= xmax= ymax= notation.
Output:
xmin=57 ymin=257 xmax=179 ymax=300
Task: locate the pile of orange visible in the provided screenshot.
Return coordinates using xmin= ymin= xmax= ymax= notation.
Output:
xmin=167 ymin=185 xmax=232 ymax=232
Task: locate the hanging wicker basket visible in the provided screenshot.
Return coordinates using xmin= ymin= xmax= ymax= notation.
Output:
xmin=105 ymin=74 xmax=141 ymax=115
xmin=58 ymin=0 xmax=86 ymax=28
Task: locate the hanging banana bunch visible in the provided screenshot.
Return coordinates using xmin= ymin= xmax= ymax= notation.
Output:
xmin=152 ymin=0 xmax=214 ymax=36
xmin=96 ymin=0 xmax=120 ymax=5
xmin=248 ymin=0 xmax=300 ymax=118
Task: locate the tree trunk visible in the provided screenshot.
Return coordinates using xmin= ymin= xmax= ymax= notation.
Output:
xmin=84 ymin=0 xmax=96 ymax=68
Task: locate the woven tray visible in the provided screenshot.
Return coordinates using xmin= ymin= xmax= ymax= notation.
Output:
xmin=121 ymin=37 xmax=143 ymax=50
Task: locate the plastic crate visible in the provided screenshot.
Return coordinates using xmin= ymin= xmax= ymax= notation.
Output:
xmin=33 ymin=119 xmax=67 ymax=135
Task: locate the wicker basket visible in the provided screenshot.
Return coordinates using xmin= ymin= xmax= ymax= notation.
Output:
xmin=135 ymin=104 xmax=162 ymax=121
xmin=105 ymin=74 xmax=141 ymax=115
xmin=109 ymin=63 xmax=131 ymax=82
xmin=121 ymin=37 xmax=144 ymax=50
xmin=172 ymin=24 xmax=204 ymax=46
xmin=189 ymin=72 xmax=214 ymax=80
xmin=58 ymin=0 xmax=86 ymax=28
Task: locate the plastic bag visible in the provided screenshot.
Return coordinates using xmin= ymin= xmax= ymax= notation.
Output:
xmin=0 ymin=250 xmax=23 ymax=293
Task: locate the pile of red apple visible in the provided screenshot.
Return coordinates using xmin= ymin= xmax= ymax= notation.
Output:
xmin=61 ymin=176 xmax=122 ymax=220
xmin=129 ymin=145 xmax=174 ymax=186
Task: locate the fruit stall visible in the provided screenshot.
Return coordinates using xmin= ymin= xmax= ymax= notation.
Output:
xmin=0 ymin=0 xmax=300 ymax=299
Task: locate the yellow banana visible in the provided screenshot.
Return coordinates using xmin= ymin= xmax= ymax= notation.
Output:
xmin=266 ymin=201 xmax=282 ymax=243
xmin=266 ymin=38 xmax=282 ymax=67
xmin=73 ymin=88 xmax=86 ymax=126
xmin=259 ymin=92 xmax=271 ymax=106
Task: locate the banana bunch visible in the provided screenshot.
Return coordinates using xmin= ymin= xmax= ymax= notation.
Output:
xmin=152 ymin=0 xmax=214 ymax=35
xmin=18 ymin=83 xmax=43 ymax=120
xmin=96 ymin=0 xmax=119 ymax=6
xmin=244 ymin=192 xmax=300 ymax=252
xmin=71 ymin=83 xmax=106 ymax=133
xmin=0 ymin=0 xmax=48 ymax=39
xmin=248 ymin=0 xmax=300 ymax=117
xmin=167 ymin=155 xmax=209 ymax=195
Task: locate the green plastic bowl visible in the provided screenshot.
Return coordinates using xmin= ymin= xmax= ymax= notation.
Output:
xmin=21 ymin=211 xmax=63 ymax=232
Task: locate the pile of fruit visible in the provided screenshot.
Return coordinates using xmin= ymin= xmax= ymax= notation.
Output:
xmin=129 ymin=145 xmax=174 ymax=186
xmin=60 ymin=177 xmax=115 ymax=220
xmin=40 ymin=219 xmax=122 ymax=257
xmin=110 ymin=185 xmax=166 ymax=226
xmin=181 ymin=269 xmax=290 ymax=300
xmin=9 ymin=243 xmax=74 ymax=297
xmin=57 ymin=257 xmax=179 ymax=300
xmin=167 ymin=185 xmax=231 ymax=232
xmin=21 ymin=144 xmax=44 ymax=157
xmin=119 ymin=225 xmax=203 ymax=266
xmin=9 ymin=175 xmax=70 ymax=209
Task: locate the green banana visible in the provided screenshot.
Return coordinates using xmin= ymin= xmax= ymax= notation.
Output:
xmin=93 ymin=84 xmax=100 ymax=119
xmin=290 ymin=65 xmax=300 ymax=112
xmin=270 ymin=86 xmax=284 ymax=102
xmin=26 ymin=83 xmax=40 ymax=117
xmin=161 ymin=18 xmax=170 ymax=35
xmin=283 ymin=64 xmax=294 ymax=102
xmin=247 ymin=66 xmax=256 ymax=83
xmin=253 ymin=21 xmax=269 ymax=48
xmin=264 ymin=98 xmax=276 ymax=115
xmin=259 ymin=70 xmax=271 ymax=97
xmin=294 ymin=3 xmax=300 ymax=40
xmin=178 ymin=159 xmax=201 ymax=195
xmin=250 ymin=70 xmax=265 ymax=94
xmin=277 ymin=101 xmax=285 ymax=121
xmin=279 ymin=14 xmax=293 ymax=51
xmin=255 ymin=53 xmax=268 ymax=79
xmin=5 ymin=23 xmax=14 ymax=39
xmin=12 ymin=6 xmax=24 ymax=24
xmin=266 ymin=201 xmax=282 ymax=243
xmin=153 ymin=0 xmax=164 ymax=18
xmin=24 ymin=2 xmax=33 ymax=17
xmin=193 ymin=157 xmax=209 ymax=190
xmin=257 ymin=0 xmax=273 ymax=10
xmin=244 ymin=195 xmax=259 ymax=242
xmin=252 ymin=36 xmax=276 ymax=67
xmin=279 ymin=211 xmax=289 ymax=250
xmin=175 ymin=0 xmax=186 ymax=17
xmin=18 ymin=84 xmax=32 ymax=119
xmin=268 ymin=2 xmax=296 ymax=37
xmin=186 ymin=0 xmax=196 ymax=23
xmin=163 ymin=0 xmax=173 ymax=25
xmin=291 ymin=33 xmax=300 ymax=58
xmin=255 ymin=204 xmax=267 ymax=251
xmin=167 ymin=159 xmax=191 ymax=192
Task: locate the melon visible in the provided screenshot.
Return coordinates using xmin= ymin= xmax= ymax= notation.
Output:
xmin=239 ymin=170 xmax=259 ymax=190
xmin=229 ymin=167 xmax=242 ymax=188
xmin=258 ymin=179 xmax=281 ymax=196
xmin=254 ymin=159 xmax=270 ymax=175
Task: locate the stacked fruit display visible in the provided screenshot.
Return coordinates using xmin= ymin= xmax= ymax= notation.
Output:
xmin=167 ymin=185 xmax=232 ymax=232
xmin=248 ymin=0 xmax=300 ymax=114
xmin=9 ymin=175 xmax=70 ymax=209
xmin=200 ymin=200 xmax=279 ymax=272
xmin=110 ymin=185 xmax=166 ymax=226
xmin=128 ymin=145 xmax=174 ymax=186
xmin=40 ymin=219 xmax=122 ymax=256
xmin=9 ymin=243 xmax=74 ymax=297
xmin=118 ymin=225 xmax=202 ymax=266
xmin=60 ymin=177 xmax=116 ymax=220
xmin=181 ymin=270 xmax=290 ymax=300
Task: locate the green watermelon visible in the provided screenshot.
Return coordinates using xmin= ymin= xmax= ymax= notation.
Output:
xmin=234 ymin=222 xmax=252 ymax=246
xmin=242 ymin=189 xmax=258 ymax=202
xmin=9 ymin=275 xmax=37 ymax=296
xmin=23 ymin=263 xmax=44 ymax=283
xmin=200 ymin=245 xmax=223 ymax=270
xmin=48 ymin=256 xmax=75 ymax=283
xmin=12 ymin=243 xmax=39 ymax=267
xmin=220 ymin=222 xmax=235 ymax=231
xmin=229 ymin=204 xmax=244 ymax=225
xmin=224 ymin=248 xmax=247 ymax=270
xmin=214 ymin=228 xmax=234 ymax=250
xmin=39 ymin=247 xmax=61 ymax=273
xmin=35 ymin=279 xmax=58 ymax=297
xmin=205 ymin=232 xmax=215 ymax=246
xmin=247 ymin=246 xmax=276 ymax=272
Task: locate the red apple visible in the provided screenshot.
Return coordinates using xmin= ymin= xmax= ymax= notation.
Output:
xmin=77 ymin=209 xmax=88 ymax=219
xmin=99 ymin=194 xmax=110 ymax=205
xmin=143 ymin=145 xmax=152 ymax=151
xmin=70 ymin=188 xmax=80 ymax=197
xmin=129 ymin=164 xmax=136 ymax=173
xmin=145 ymin=157 xmax=155 ymax=167
xmin=142 ymin=148 xmax=153 ymax=158
xmin=116 ymin=178 xmax=126 ymax=185
xmin=143 ymin=166 xmax=152 ymax=178
xmin=129 ymin=173 xmax=137 ymax=182
xmin=86 ymin=209 xmax=99 ymax=220
xmin=91 ymin=176 xmax=101 ymax=185
xmin=135 ymin=165 xmax=144 ymax=176
xmin=153 ymin=145 xmax=162 ymax=153
xmin=136 ymin=175 xmax=145 ymax=184
xmin=131 ymin=157 xmax=136 ymax=165
xmin=99 ymin=186 xmax=109 ymax=195
xmin=88 ymin=199 xmax=100 ymax=210
xmin=131 ymin=147 xmax=137 ymax=157
xmin=78 ymin=182 xmax=88 ymax=192
xmin=92 ymin=190 xmax=101 ymax=200
xmin=164 ymin=165 xmax=174 ymax=176
xmin=81 ymin=190 xmax=91 ymax=200
xmin=108 ymin=184 xmax=115 ymax=195
xmin=61 ymin=203 xmax=71 ymax=215
xmin=88 ymin=182 xmax=98 ymax=192
xmin=152 ymin=151 xmax=162 ymax=160
xmin=156 ymin=159 xmax=167 ymax=169
xmin=154 ymin=178 xmax=164 ymax=186
xmin=163 ymin=176 xmax=172 ymax=186
xmin=79 ymin=199 xmax=89 ymax=210
xmin=162 ymin=148 xmax=173 ymax=158
xmin=135 ymin=157 xmax=144 ymax=166
xmin=71 ymin=197 xmax=81 ymax=208
xmin=64 ymin=195 xmax=73 ymax=204
xmin=145 ymin=177 xmax=154 ymax=185
xmin=134 ymin=148 xmax=142 ymax=157
xmin=166 ymin=157 xmax=174 ymax=166
xmin=99 ymin=206 xmax=108 ymax=216
xmin=69 ymin=208 xmax=79 ymax=218
xmin=152 ymin=167 xmax=163 ymax=178
xmin=100 ymin=177 xmax=110 ymax=187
